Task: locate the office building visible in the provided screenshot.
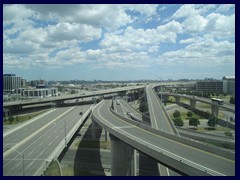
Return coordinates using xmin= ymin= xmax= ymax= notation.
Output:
xmin=222 ymin=76 xmax=235 ymax=95
xmin=196 ymin=80 xmax=223 ymax=93
xmin=16 ymin=87 xmax=58 ymax=98
xmin=3 ymin=74 xmax=22 ymax=93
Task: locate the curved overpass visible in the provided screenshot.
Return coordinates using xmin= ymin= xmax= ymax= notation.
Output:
xmin=3 ymin=86 xmax=145 ymax=108
xmin=92 ymin=100 xmax=235 ymax=176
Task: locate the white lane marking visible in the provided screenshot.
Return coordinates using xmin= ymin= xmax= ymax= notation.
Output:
xmin=153 ymin=89 xmax=174 ymax=134
xmin=147 ymin=87 xmax=158 ymax=129
xmin=3 ymin=106 xmax=77 ymax=165
xmin=166 ymin=167 xmax=170 ymax=176
xmin=94 ymin=101 xmax=226 ymax=176
xmin=28 ymin=150 xmax=34 ymax=156
xmin=27 ymin=161 xmax=34 ymax=168
xmin=112 ymin=126 xmax=135 ymax=130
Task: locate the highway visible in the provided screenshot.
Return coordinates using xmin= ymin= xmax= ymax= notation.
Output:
xmin=146 ymin=85 xmax=180 ymax=175
xmin=92 ymin=100 xmax=235 ymax=176
xmin=3 ymin=85 xmax=145 ymax=108
xmin=146 ymin=85 xmax=178 ymax=134
xmin=3 ymin=105 xmax=92 ymax=176
xmin=159 ymin=92 xmax=235 ymax=113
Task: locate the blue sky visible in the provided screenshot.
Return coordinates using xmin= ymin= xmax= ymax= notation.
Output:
xmin=3 ymin=4 xmax=235 ymax=81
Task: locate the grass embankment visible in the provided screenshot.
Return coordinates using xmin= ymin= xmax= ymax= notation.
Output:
xmin=43 ymin=160 xmax=61 ymax=176
xmin=62 ymin=167 xmax=101 ymax=176
xmin=3 ymin=110 xmax=47 ymax=125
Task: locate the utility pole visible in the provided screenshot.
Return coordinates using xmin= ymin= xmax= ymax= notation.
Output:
xmin=64 ymin=120 xmax=67 ymax=147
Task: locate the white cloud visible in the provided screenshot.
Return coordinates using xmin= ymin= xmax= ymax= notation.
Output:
xmin=3 ymin=4 xmax=235 ymax=77
xmin=159 ymin=37 xmax=235 ymax=67
xmin=101 ymin=20 xmax=182 ymax=53
xmin=216 ymin=4 xmax=235 ymax=12
xmin=172 ymin=4 xmax=199 ymax=19
xmin=182 ymin=15 xmax=207 ymax=33
xmin=47 ymin=22 xmax=102 ymax=42
xmin=205 ymin=13 xmax=235 ymax=37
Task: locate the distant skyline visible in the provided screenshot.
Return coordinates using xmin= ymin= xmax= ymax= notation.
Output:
xmin=3 ymin=4 xmax=235 ymax=81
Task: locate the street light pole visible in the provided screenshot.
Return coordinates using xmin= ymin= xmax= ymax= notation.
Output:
xmin=22 ymin=154 xmax=25 ymax=176
xmin=64 ymin=120 xmax=67 ymax=147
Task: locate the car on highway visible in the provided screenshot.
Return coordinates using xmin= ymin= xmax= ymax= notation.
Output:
xmin=79 ymin=112 xmax=83 ymax=115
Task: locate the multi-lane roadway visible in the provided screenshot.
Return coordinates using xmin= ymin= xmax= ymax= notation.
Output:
xmin=3 ymin=105 xmax=91 ymax=176
xmin=92 ymin=100 xmax=235 ymax=176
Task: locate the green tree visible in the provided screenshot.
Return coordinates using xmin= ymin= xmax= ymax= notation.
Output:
xmin=187 ymin=111 xmax=193 ymax=118
xmin=208 ymin=114 xmax=218 ymax=128
xmin=9 ymin=115 xmax=14 ymax=124
xmin=229 ymin=96 xmax=235 ymax=104
xmin=173 ymin=117 xmax=184 ymax=126
xmin=189 ymin=116 xmax=200 ymax=129
xmin=173 ymin=110 xmax=181 ymax=118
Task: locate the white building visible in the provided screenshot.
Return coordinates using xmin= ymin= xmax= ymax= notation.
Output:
xmin=3 ymin=74 xmax=21 ymax=93
xmin=222 ymin=76 xmax=235 ymax=95
xmin=16 ymin=87 xmax=58 ymax=98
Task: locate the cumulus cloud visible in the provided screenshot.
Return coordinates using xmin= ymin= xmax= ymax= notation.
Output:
xmin=101 ymin=20 xmax=182 ymax=54
xmin=47 ymin=22 xmax=102 ymax=42
xmin=3 ymin=4 xmax=235 ymax=76
xmin=159 ymin=37 xmax=235 ymax=67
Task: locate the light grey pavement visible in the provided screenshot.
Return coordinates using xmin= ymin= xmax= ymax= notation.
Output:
xmin=92 ymin=100 xmax=235 ymax=176
xmin=3 ymin=105 xmax=91 ymax=176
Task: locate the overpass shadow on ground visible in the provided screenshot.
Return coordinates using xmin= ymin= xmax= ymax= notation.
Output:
xmin=73 ymin=122 xmax=105 ymax=176
xmin=58 ymin=119 xmax=105 ymax=176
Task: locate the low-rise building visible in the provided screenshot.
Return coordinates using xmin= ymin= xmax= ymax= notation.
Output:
xmin=222 ymin=76 xmax=235 ymax=95
xmin=196 ymin=79 xmax=223 ymax=93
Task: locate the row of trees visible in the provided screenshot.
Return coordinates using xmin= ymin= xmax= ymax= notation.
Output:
xmin=172 ymin=110 xmax=218 ymax=129
xmin=174 ymin=90 xmax=228 ymax=99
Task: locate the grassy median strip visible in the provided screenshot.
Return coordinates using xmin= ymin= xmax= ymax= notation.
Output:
xmin=3 ymin=110 xmax=48 ymax=125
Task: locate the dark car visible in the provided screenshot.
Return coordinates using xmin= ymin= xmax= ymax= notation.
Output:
xmin=79 ymin=112 xmax=83 ymax=115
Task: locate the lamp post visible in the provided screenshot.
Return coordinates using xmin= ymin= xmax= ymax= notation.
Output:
xmin=64 ymin=120 xmax=67 ymax=147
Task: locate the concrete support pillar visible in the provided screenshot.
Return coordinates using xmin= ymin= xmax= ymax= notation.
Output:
xmin=190 ymin=99 xmax=196 ymax=109
xmin=91 ymin=120 xmax=96 ymax=139
xmin=110 ymin=134 xmax=135 ymax=176
xmin=211 ymin=104 xmax=219 ymax=117
xmin=175 ymin=97 xmax=180 ymax=103
xmin=134 ymin=150 xmax=138 ymax=176
xmin=104 ymin=128 xmax=108 ymax=141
